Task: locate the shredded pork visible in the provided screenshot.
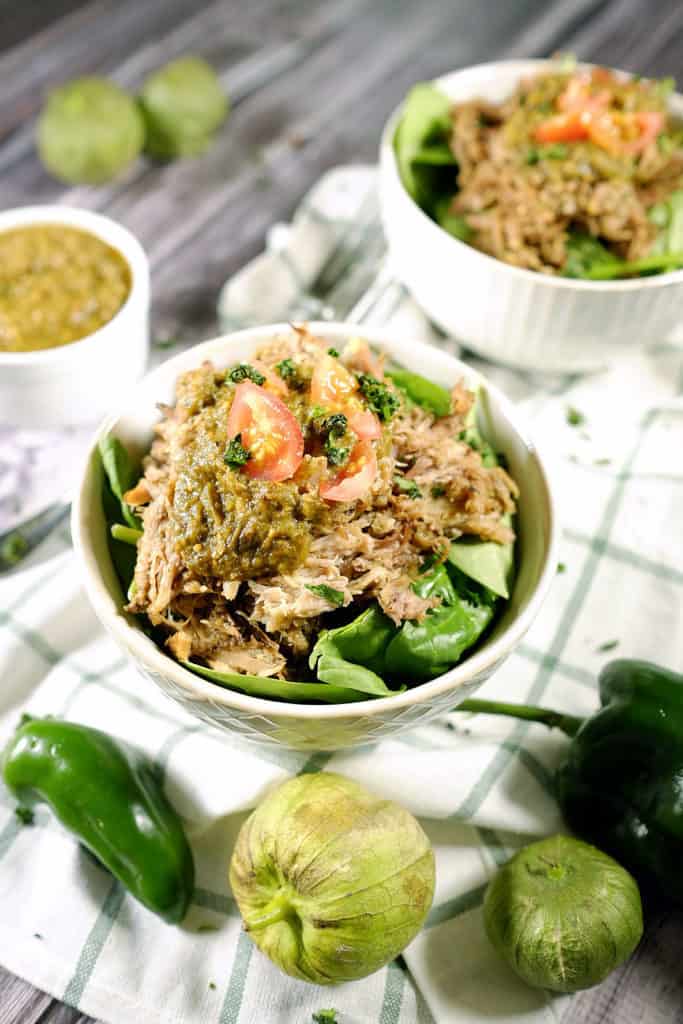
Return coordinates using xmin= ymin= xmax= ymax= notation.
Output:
xmin=126 ymin=328 xmax=518 ymax=677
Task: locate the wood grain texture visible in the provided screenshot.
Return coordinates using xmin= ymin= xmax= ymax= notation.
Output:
xmin=0 ymin=0 xmax=681 ymax=1020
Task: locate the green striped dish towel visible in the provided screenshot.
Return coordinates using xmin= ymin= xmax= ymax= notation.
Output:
xmin=0 ymin=166 xmax=682 ymax=1024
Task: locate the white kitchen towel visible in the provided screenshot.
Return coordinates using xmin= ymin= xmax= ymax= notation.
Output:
xmin=0 ymin=165 xmax=681 ymax=1024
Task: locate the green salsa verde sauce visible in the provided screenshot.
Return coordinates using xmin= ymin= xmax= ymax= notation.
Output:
xmin=0 ymin=224 xmax=131 ymax=353
xmin=171 ymin=367 xmax=328 ymax=580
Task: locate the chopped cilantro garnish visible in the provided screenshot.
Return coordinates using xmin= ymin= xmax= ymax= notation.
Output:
xmin=321 ymin=413 xmax=350 ymax=466
xmin=357 ymin=374 xmax=400 ymax=421
xmin=312 ymin=1011 xmax=339 ymax=1024
xmin=327 ymin=347 xmax=340 ymax=357
xmin=306 ymin=584 xmax=345 ymax=607
xmin=394 ymin=474 xmax=422 ymax=499
xmin=526 ymin=143 xmax=568 ymax=164
xmin=566 ymin=406 xmax=585 ymax=427
xmin=224 ymin=434 xmax=251 ymax=468
xmin=431 ymin=484 xmax=446 ymax=498
xmin=312 ymin=412 xmax=352 ymax=466
xmin=597 ymin=639 xmax=619 ymax=653
xmin=556 ymin=562 xmax=566 ymax=574
xmin=275 ymin=357 xmax=296 ymax=379
xmin=227 ymin=363 xmax=266 ymax=386
xmin=15 ymin=805 xmax=34 ymax=826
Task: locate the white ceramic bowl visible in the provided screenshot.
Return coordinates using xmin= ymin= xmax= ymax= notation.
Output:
xmin=72 ymin=322 xmax=557 ymax=752
xmin=379 ymin=59 xmax=683 ymax=373
xmin=0 ymin=205 xmax=150 ymax=428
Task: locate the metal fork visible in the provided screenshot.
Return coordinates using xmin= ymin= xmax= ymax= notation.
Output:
xmin=0 ymin=189 xmax=388 ymax=575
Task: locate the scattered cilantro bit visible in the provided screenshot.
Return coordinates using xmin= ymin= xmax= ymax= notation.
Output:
xmin=312 ymin=1012 xmax=339 ymax=1024
xmin=15 ymin=805 xmax=34 ymax=826
xmin=209 ymin=982 xmax=217 ymax=990
xmin=309 ymin=404 xmax=328 ymax=422
xmin=594 ymin=457 xmax=612 ymax=466
xmin=1 ymin=531 xmax=28 ymax=566
xmin=224 ymin=434 xmax=251 ymax=468
xmin=317 ymin=412 xmax=351 ymax=466
xmin=276 ymin=357 xmax=296 ymax=380
xmin=556 ymin=562 xmax=566 ymax=574
xmin=327 ymin=347 xmax=340 ymax=357
xmin=394 ymin=475 xmax=422 ymax=499
xmin=357 ymin=374 xmax=400 ymax=422
xmin=306 ymin=584 xmax=345 ymax=607
xmin=566 ymin=406 xmax=585 ymax=427
xmin=227 ymin=363 xmax=266 ymax=386
xmin=597 ymin=639 xmax=619 ymax=653
xmin=431 ymin=484 xmax=446 ymax=498
xmin=526 ymin=143 xmax=568 ymax=164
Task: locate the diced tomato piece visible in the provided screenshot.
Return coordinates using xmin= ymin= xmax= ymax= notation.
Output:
xmin=226 ymin=381 xmax=304 ymax=482
xmin=310 ymin=353 xmax=359 ymax=411
xmin=251 ymin=359 xmax=289 ymax=397
xmin=622 ymin=111 xmax=665 ymax=154
xmin=534 ymin=110 xmax=591 ymax=143
xmin=586 ymin=110 xmax=623 ymax=152
xmin=319 ymin=440 xmax=377 ymax=502
xmin=342 ymin=336 xmax=384 ymax=377
xmin=347 ymin=407 xmax=381 ymax=441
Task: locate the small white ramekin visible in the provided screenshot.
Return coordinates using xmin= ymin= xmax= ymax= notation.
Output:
xmin=0 ymin=205 xmax=150 ymax=428
xmin=379 ymin=59 xmax=683 ymax=373
xmin=72 ymin=322 xmax=558 ymax=752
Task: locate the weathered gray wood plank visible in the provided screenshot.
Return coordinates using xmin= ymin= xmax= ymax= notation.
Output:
xmin=0 ymin=0 xmax=682 ymax=1021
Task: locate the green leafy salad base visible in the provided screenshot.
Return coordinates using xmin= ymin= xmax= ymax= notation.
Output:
xmin=99 ymin=365 xmax=515 ymax=704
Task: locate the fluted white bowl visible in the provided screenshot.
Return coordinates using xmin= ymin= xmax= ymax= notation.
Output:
xmin=73 ymin=322 xmax=557 ymax=752
xmin=379 ymin=59 xmax=683 ymax=372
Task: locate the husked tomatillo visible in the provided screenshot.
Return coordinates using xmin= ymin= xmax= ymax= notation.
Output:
xmin=229 ymin=772 xmax=435 ymax=983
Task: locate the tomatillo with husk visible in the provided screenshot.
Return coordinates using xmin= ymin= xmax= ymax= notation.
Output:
xmin=484 ymin=835 xmax=643 ymax=992
xmin=229 ymin=772 xmax=435 ymax=984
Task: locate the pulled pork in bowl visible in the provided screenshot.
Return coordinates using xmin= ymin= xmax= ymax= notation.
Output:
xmin=380 ymin=59 xmax=683 ymax=372
xmin=73 ymin=323 xmax=556 ymax=750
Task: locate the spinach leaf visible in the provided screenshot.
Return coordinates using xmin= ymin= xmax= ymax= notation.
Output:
xmin=564 ymin=225 xmax=683 ymax=280
xmin=433 ymin=196 xmax=472 ymax=242
xmin=447 ymin=532 xmax=513 ymax=599
xmin=309 ymin=606 xmax=401 ymax=696
xmin=110 ymin=524 xmax=143 ymax=545
xmin=384 ymin=564 xmax=494 ymax=680
xmin=305 ymin=583 xmax=345 ymax=607
xmin=393 ymin=82 xmax=457 ymax=214
xmin=386 ymin=368 xmax=452 ymax=417
xmin=98 ymin=435 xmax=142 ymax=530
xmin=183 ymin=662 xmax=368 ymax=704
xmin=98 ymin=434 xmax=142 ymax=594
xmin=563 ymin=233 xmax=615 ymax=279
xmin=650 ymin=189 xmax=683 ymax=255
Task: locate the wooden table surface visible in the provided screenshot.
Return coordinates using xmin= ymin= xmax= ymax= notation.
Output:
xmin=1 ymin=0 xmax=682 ymax=1020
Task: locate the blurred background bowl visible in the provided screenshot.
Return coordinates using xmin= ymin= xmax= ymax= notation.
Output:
xmin=72 ymin=321 xmax=558 ymax=751
xmin=379 ymin=59 xmax=683 ymax=373
xmin=0 ymin=205 xmax=149 ymax=429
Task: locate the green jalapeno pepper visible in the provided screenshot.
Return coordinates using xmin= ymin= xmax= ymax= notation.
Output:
xmin=2 ymin=717 xmax=195 ymax=923
xmin=458 ymin=659 xmax=683 ymax=904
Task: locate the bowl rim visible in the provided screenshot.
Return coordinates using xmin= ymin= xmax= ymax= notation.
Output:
xmin=72 ymin=321 xmax=559 ymax=721
xmin=380 ymin=57 xmax=683 ymax=292
xmin=0 ymin=204 xmax=149 ymax=367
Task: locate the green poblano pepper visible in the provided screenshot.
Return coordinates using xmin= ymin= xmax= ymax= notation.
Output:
xmin=458 ymin=658 xmax=683 ymax=904
xmin=2 ymin=717 xmax=195 ymax=923
xmin=484 ymin=834 xmax=643 ymax=992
